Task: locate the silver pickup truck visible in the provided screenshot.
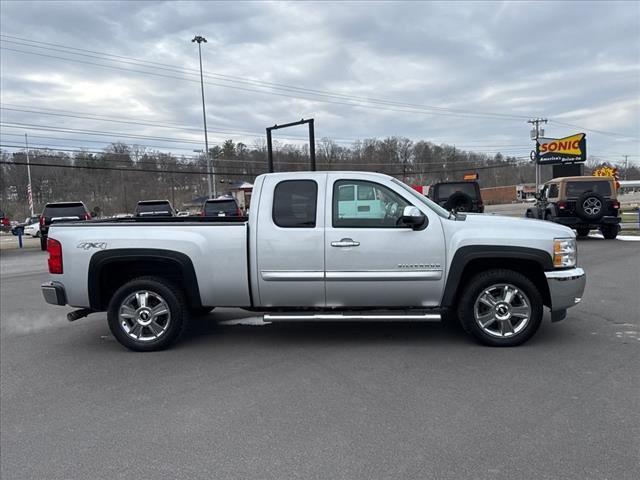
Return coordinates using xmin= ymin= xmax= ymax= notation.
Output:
xmin=41 ymin=171 xmax=586 ymax=351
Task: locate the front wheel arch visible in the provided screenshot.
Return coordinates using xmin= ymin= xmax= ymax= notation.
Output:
xmin=441 ymin=247 xmax=552 ymax=309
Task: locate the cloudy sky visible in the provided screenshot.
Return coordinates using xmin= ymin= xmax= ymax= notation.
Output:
xmin=1 ymin=0 xmax=639 ymax=164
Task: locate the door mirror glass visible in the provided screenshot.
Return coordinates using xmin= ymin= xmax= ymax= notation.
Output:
xmin=400 ymin=206 xmax=426 ymax=229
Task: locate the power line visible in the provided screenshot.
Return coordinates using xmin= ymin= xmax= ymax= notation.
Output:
xmin=0 ymin=35 xmax=533 ymax=121
xmin=2 ymin=36 xmax=637 ymax=141
xmin=1 ymin=46 xmax=538 ymax=123
xmin=1 ymin=143 xmax=527 ymax=168
xmin=1 ymin=159 xmax=524 ymax=176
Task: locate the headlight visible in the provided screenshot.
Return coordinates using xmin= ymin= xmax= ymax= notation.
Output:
xmin=553 ymin=238 xmax=577 ymax=268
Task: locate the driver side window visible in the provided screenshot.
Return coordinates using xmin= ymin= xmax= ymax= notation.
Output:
xmin=333 ymin=180 xmax=410 ymax=228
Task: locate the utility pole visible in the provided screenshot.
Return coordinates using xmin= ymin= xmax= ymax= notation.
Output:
xmin=624 ymin=155 xmax=629 ymax=180
xmin=528 ymin=118 xmax=547 ymax=191
xmin=24 ymin=134 xmax=34 ymax=216
xmin=192 ymin=35 xmax=215 ymax=198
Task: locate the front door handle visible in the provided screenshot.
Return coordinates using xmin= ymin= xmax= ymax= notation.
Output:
xmin=331 ymin=238 xmax=360 ymax=248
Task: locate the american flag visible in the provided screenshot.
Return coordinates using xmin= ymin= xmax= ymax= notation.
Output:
xmin=27 ymin=183 xmax=33 ymax=214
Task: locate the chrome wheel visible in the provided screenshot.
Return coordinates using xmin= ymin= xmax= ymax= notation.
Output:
xmin=473 ymin=283 xmax=531 ymax=338
xmin=118 ymin=290 xmax=171 ymax=342
xmin=582 ymin=197 xmax=602 ymax=216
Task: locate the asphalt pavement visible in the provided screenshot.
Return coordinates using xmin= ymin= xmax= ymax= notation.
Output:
xmin=1 ymin=239 xmax=639 ymax=480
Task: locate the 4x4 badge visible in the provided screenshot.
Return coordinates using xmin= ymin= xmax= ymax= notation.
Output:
xmin=77 ymin=241 xmax=107 ymax=250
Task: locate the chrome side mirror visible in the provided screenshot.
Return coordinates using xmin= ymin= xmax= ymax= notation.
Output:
xmin=401 ymin=206 xmax=427 ymax=229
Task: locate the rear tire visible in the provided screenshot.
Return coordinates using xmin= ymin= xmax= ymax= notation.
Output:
xmin=107 ymin=276 xmax=189 ymax=351
xmin=40 ymin=235 xmax=47 ymax=251
xmin=457 ymin=269 xmax=543 ymax=347
xmin=601 ymin=225 xmax=618 ymax=240
xmin=576 ymin=226 xmax=590 ymax=237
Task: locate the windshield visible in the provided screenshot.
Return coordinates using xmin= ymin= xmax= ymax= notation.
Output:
xmin=434 ymin=183 xmax=478 ymax=200
xmin=43 ymin=204 xmax=86 ymax=218
xmin=391 ymin=178 xmax=452 ymax=218
xmin=204 ymin=200 xmax=238 ymax=215
xmin=136 ymin=202 xmax=173 ymax=215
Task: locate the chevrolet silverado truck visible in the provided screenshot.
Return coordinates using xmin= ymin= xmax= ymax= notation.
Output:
xmin=41 ymin=171 xmax=586 ymax=351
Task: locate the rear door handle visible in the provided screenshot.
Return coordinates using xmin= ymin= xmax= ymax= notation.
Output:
xmin=331 ymin=238 xmax=360 ymax=248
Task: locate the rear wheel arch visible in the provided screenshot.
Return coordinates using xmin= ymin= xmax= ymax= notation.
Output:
xmin=88 ymin=249 xmax=202 ymax=311
xmin=441 ymin=246 xmax=552 ymax=309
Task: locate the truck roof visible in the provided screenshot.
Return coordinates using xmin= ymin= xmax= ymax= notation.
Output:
xmin=548 ymin=176 xmax=615 ymax=182
xmin=257 ymin=171 xmax=392 ymax=180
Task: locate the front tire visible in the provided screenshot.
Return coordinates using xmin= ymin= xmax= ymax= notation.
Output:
xmin=457 ymin=269 xmax=543 ymax=347
xmin=107 ymin=276 xmax=189 ymax=351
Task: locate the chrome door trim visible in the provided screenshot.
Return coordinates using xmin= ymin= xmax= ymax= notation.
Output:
xmin=260 ymin=271 xmax=324 ymax=281
xmin=326 ymin=270 xmax=443 ymax=281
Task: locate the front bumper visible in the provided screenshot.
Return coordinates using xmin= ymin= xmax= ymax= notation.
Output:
xmin=42 ymin=281 xmax=67 ymax=306
xmin=545 ymin=267 xmax=586 ymax=315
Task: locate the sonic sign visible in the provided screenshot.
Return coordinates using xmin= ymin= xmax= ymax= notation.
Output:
xmin=536 ymin=133 xmax=586 ymax=165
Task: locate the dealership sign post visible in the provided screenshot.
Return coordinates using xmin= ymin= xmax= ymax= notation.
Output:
xmin=535 ymin=133 xmax=587 ymax=165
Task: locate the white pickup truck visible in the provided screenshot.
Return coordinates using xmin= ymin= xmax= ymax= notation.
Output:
xmin=41 ymin=171 xmax=586 ymax=351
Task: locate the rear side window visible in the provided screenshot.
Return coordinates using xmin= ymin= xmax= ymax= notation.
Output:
xmin=43 ymin=203 xmax=86 ymax=217
xmin=565 ymin=181 xmax=612 ymax=198
xmin=273 ymin=180 xmax=317 ymax=228
xmin=204 ymin=200 xmax=238 ymax=216
xmin=547 ymin=184 xmax=559 ymax=198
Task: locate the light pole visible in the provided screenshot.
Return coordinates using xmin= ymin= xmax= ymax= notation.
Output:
xmin=192 ymin=35 xmax=215 ymax=198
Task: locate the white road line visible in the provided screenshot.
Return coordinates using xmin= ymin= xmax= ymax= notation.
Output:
xmin=589 ymin=233 xmax=640 ymax=241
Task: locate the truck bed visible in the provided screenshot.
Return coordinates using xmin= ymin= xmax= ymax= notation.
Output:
xmin=46 ymin=219 xmax=252 ymax=309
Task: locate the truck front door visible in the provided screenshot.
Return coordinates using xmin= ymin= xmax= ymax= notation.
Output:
xmin=324 ymin=175 xmax=446 ymax=308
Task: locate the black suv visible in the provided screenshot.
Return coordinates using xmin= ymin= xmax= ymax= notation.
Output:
xmin=429 ymin=181 xmax=484 ymax=213
xmin=134 ymin=200 xmax=175 ymax=217
xmin=40 ymin=202 xmax=91 ymax=250
xmin=525 ymin=176 xmax=620 ymax=239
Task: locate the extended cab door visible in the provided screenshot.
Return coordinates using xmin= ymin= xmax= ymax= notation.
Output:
xmin=255 ymin=174 xmax=326 ymax=307
xmin=324 ymin=174 xmax=446 ymax=308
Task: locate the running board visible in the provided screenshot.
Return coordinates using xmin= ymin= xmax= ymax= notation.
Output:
xmin=263 ymin=312 xmax=441 ymax=322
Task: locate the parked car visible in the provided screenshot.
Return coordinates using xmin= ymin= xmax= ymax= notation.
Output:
xmin=525 ymin=176 xmax=620 ymax=239
xmin=41 ymin=171 xmax=585 ymax=352
xmin=12 ymin=216 xmax=41 ymax=236
xmin=134 ymin=200 xmax=174 ymax=217
xmin=202 ymin=198 xmax=243 ymax=217
xmin=428 ymin=181 xmax=484 ymax=213
xmin=0 ymin=209 xmax=11 ymax=233
xmin=40 ymin=202 xmax=91 ymax=250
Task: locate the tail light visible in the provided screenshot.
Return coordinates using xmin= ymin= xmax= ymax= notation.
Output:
xmin=611 ymin=201 xmax=620 ymax=210
xmin=1 ymin=217 xmax=9 ymax=226
xmin=201 ymin=210 xmax=206 ymax=217
xmin=558 ymin=201 xmax=567 ymax=210
xmin=83 ymin=212 xmax=92 ymax=220
xmin=47 ymin=238 xmax=63 ymax=274
xmin=236 ymin=207 xmax=243 ymax=216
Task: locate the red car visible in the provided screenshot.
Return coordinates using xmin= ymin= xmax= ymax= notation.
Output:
xmin=0 ymin=209 xmax=11 ymax=233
